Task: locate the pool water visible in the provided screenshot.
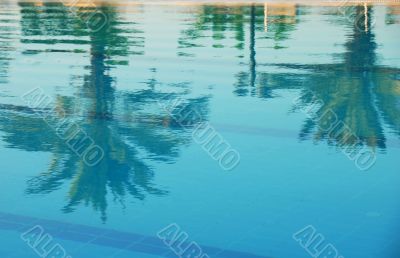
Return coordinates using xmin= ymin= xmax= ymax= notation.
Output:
xmin=0 ymin=1 xmax=399 ymax=258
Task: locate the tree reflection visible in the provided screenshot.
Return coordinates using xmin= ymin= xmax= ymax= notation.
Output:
xmin=0 ymin=3 xmax=399 ymax=219
xmin=237 ymin=4 xmax=298 ymax=98
xmin=178 ymin=5 xmax=248 ymax=53
xmin=0 ymin=2 xmax=16 ymax=85
xmin=289 ymin=5 xmax=400 ymax=150
xmin=177 ymin=4 xmax=298 ymax=97
xmin=177 ymin=3 xmax=399 ymax=151
xmin=0 ymin=3 xmax=209 ymax=222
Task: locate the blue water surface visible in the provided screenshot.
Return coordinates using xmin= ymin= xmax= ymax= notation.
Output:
xmin=0 ymin=2 xmax=399 ymax=258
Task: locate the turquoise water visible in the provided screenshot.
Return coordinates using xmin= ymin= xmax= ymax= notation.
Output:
xmin=0 ymin=2 xmax=400 ymax=258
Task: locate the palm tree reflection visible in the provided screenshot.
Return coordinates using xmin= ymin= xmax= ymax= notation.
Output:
xmin=0 ymin=2 xmax=16 ymax=85
xmin=283 ymin=5 xmax=400 ymax=150
xmin=0 ymin=3 xmax=399 ymax=220
xmin=0 ymin=3 xmax=209 ymax=222
xmin=178 ymin=3 xmax=399 ymax=151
